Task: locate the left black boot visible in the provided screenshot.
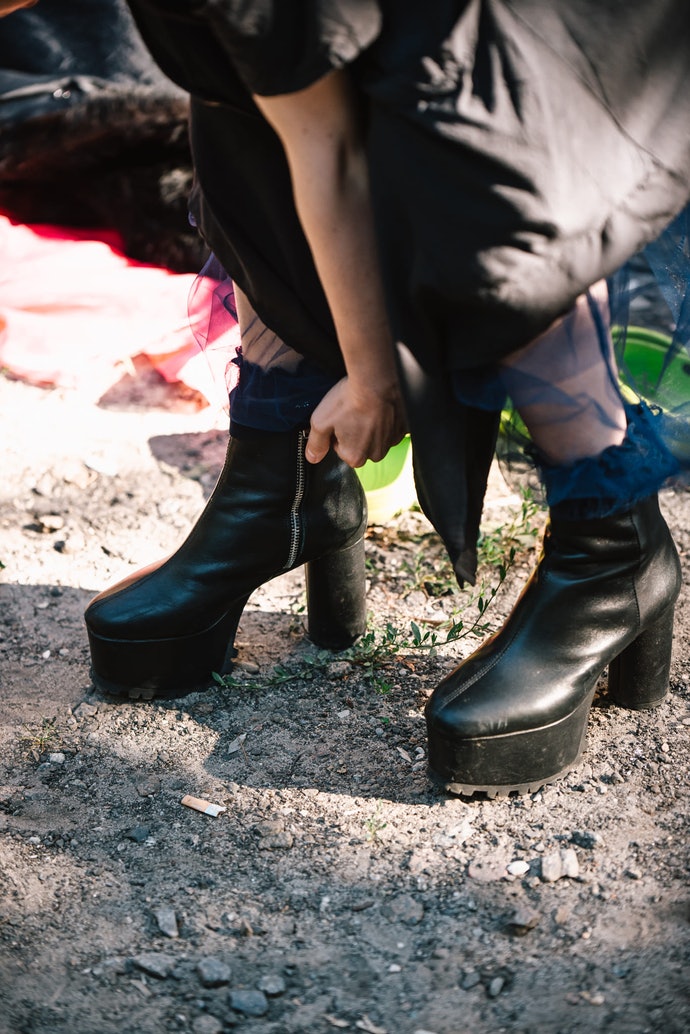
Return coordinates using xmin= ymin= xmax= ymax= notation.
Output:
xmin=425 ymin=494 xmax=682 ymax=796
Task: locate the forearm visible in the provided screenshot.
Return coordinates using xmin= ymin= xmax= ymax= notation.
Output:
xmin=253 ymin=71 xmax=397 ymax=394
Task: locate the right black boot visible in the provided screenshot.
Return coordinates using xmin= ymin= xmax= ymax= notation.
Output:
xmin=85 ymin=427 xmax=367 ymax=698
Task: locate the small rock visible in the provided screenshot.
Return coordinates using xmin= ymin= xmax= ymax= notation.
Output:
xmin=506 ymin=860 xmax=530 ymax=877
xmin=43 ymin=514 xmax=66 ymax=532
xmin=257 ymin=974 xmax=286 ymax=996
xmin=625 ymin=868 xmax=642 ymax=880
xmin=506 ymin=906 xmax=540 ymax=936
xmin=136 ymin=776 xmax=161 ymax=797
xmin=255 ymin=818 xmax=284 ymax=836
xmin=192 ymin=1016 xmax=224 ymax=1034
xmin=381 ymin=894 xmax=424 ymax=926
xmin=229 ymin=989 xmax=269 ymax=1017
xmin=196 ymin=957 xmax=231 ymax=988
xmin=461 ymin=970 xmax=481 ymax=990
xmin=560 ymin=848 xmax=580 ymax=878
xmin=126 ymin=825 xmax=151 ymax=844
xmin=73 ymin=701 xmax=99 ymax=720
xmin=487 ymin=976 xmax=505 ymax=998
xmin=540 ymin=852 xmax=563 ymax=882
xmin=154 ymin=908 xmax=179 ymax=939
xmin=48 ymin=752 xmax=66 ymax=765
xmin=131 ymin=953 xmax=176 ymax=979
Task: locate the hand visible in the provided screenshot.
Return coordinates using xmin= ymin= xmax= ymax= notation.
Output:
xmin=306 ymin=376 xmax=407 ymax=467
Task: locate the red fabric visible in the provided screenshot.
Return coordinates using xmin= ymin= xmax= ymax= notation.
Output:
xmin=0 ymin=214 xmax=239 ymax=405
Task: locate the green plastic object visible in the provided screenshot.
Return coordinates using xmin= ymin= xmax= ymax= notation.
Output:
xmin=355 ymin=434 xmax=416 ymax=523
xmin=617 ymin=326 xmax=690 ymax=410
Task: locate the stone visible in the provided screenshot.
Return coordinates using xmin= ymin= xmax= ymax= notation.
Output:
xmin=126 ymin=825 xmax=151 ymax=844
xmin=196 ymin=957 xmax=232 ymax=988
xmin=506 ymin=860 xmax=530 ymax=877
xmin=540 ymin=852 xmax=563 ymax=882
xmin=73 ymin=702 xmax=99 ymax=720
xmin=192 ymin=1016 xmax=224 ymax=1034
xmin=229 ymin=989 xmax=269 ymax=1017
xmin=257 ymin=974 xmax=286 ymax=996
xmin=461 ymin=970 xmax=481 ymax=990
xmin=154 ymin=908 xmax=179 ymax=939
xmin=381 ymin=894 xmax=424 ymax=925
xmin=131 ymin=953 xmax=176 ymax=979
xmin=487 ymin=976 xmax=505 ymax=998
xmin=560 ymin=848 xmax=580 ymax=878
xmin=506 ymin=907 xmax=540 ymax=936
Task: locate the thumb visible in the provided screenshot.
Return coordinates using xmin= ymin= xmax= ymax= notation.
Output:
xmin=305 ymin=426 xmax=332 ymax=464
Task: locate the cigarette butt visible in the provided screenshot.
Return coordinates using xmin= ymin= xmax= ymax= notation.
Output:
xmin=181 ymin=794 xmax=226 ymax=818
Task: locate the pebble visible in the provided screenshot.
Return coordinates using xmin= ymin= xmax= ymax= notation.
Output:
xmin=560 ymin=848 xmax=580 ymax=878
xmin=540 ymin=848 xmax=580 ymax=882
xmin=257 ymin=974 xmax=286 ymax=996
xmin=461 ymin=970 xmax=481 ymax=990
xmin=154 ymin=908 xmax=179 ymax=939
xmin=381 ymin=894 xmax=424 ymax=926
xmin=506 ymin=906 xmax=540 ymax=936
xmin=229 ymin=989 xmax=269 ymax=1017
xmin=136 ymin=776 xmax=161 ymax=797
xmin=540 ymin=852 xmax=563 ymax=882
xmin=131 ymin=953 xmax=176 ymax=979
xmin=192 ymin=1016 xmax=224 ymax=1034
xmin=73 ymin=702 xmax=99 ymax=720
xmin=126 ymin=825 xmax=151 ymax=843
xmin=506 ymin=860 xmax=530 ymax=877
xmin=196 ymin=957 xmax=231 ymax=988
xmin=48 ymin=752 xmax=66 ymax=765
xmin=487 ymin=976 xmax=505 ymax=998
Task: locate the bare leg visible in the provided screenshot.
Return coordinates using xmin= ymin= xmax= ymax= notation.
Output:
xmin=499 ymin=281 xmax=626 ymax=464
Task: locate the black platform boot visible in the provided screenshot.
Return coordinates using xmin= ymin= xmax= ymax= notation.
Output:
xmin=425 ymin=494 xmax=682 ymax=796
xmin=85 ymin=427 xmax=367 ymax=698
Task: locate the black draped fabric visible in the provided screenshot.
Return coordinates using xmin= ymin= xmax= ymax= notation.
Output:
xmin=124 ymin=0 xmax=690 ymax=583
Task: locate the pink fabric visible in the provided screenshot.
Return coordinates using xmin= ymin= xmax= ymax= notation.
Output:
xmin=0 ymin=214 xmax=239 ymax=405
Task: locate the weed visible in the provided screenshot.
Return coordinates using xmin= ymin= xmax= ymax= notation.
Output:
xmin=21 ymin=717 xmax=60 ymax=761
xmin=363 ymin=805 xmax=388 ymax=842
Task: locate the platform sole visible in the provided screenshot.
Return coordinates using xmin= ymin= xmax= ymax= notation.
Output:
xmin=87 ymin=596 xmax=249 ymax=700
xmin=427 ymin=692 xmax=594 ymax=797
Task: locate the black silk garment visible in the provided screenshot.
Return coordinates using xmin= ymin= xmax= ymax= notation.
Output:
xmin=126 ymin=0 xmax=690 ymax=582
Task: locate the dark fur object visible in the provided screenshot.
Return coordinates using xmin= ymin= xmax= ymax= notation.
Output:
xmin=0 ymin=0 xmax=204 ymax=271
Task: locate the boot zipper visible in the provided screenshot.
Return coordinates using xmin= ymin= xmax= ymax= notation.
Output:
xmin=284 ymin=429 xmax=308 ymax=570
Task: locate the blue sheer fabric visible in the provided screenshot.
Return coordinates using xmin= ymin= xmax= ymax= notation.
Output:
xmin=189 ymin=253 xmax=337 ymax=432
xmin=453 ymin=207 xmax=690 ymax=516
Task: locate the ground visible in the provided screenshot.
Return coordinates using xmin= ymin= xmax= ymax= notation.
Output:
xmin=1 ymin=368 xmax=688 ymax=1034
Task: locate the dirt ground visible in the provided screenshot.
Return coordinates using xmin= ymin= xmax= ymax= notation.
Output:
xmin=1 ymin=366 xmax=689 ymax=1034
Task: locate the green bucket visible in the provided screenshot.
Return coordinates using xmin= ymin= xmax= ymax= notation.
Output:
xmin=616 ymin=326 xmax=690 ymax=410
xmin=355 ymin=434 xmax=416 ymax=523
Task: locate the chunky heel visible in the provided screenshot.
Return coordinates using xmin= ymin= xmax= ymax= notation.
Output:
xmin=305 ymin=536 xmax=367 ymax=650
xmin=87 ymin=595 xmax=249 ymax=699
xmin=608 ymin=604 xmax=676 ymax=710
